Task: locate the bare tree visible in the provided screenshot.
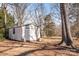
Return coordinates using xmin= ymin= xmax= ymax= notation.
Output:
xmin=57 ymin=3 xmax=75 ymax=48
xmin=49 ymin=4 xmax=62 ymax=36
xmin=69 ymin=4 xmax=79 ymax=37
xmin=33 ymin=4 xmax=45 ymax=38
xmin=9 ymin=3 xmax=30 ymax=26
xmin=28 ymin=4 xmax=45 ymax=41
xmin=1 ymin=3 xmax=7 ymax=38
xmin=8 ymin=3 xmax=30 ymax=42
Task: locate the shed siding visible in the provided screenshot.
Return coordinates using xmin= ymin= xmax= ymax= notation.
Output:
xmin=9 ymin=27 xmax=22 ymax=41
xmin=24 ymin=27 xmax=30 ymax=41
xmin=15 ymin=27 xmax=22 ymax=41
xmin=30 ymin=25 xmax=36 ymax=41
xmin=9 ymin=24 xmax=40 ymax=42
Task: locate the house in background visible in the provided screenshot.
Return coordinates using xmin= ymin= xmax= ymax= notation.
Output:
xmin=9 ymin=20 xmax=40 ymax=42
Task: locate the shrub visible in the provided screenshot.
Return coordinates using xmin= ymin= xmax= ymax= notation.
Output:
xmin=0 ymin=34 xmax=5 ymax=41
xmin=43 ymin=26 xmax=54 ymax=37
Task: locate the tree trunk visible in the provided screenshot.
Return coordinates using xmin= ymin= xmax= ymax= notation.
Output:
xmin=59 ymin=3 xmax=73 ymax=46
xmin=57 ymin=3 xmax=66 ymax=45
xmin=64 ymin=4 xmax=73 ymax=46
xmin=2 ymin=3 xmax=7 ymax=38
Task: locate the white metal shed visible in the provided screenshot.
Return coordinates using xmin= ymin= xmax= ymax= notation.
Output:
xmin=9 ymin=22 xmax=40 ymax=42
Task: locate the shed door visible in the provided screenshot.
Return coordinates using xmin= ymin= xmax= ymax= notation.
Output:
xmin=25 ymin=26 xmax=30 ymax=41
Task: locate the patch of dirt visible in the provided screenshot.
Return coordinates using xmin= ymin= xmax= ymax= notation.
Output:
xmin=0 ymin=38 xmax=79 ymax=56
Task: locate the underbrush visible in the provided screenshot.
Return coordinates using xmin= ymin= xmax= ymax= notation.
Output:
xmin=0 ymin=34 xmax=5 ymax=41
